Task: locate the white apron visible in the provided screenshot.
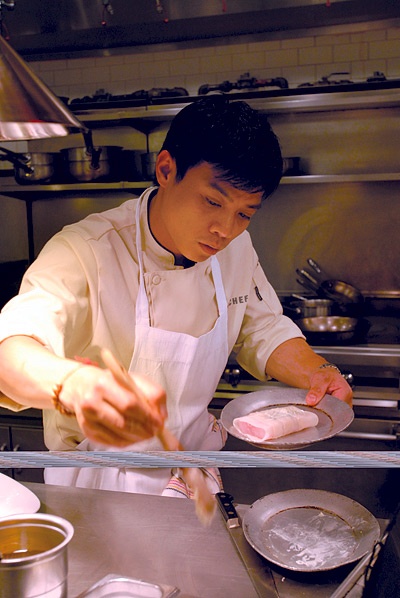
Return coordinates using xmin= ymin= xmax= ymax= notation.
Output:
xmin=45 ymin=189 xmax=229 ymax=495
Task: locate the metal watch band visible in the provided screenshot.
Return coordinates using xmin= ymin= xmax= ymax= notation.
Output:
xmin=318 ymin=363 xmax=341 ymax=374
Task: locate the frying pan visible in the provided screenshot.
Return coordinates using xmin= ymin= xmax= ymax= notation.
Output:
xmin=307 ymin=258 xmax=364 ymax=304
xmin=296 ymin=316 xmax=360 ymax=343
xmin=296 ymin=316 xmax=358 ymax=333
xmin=241 ymin=489 xmax=380 ymax=572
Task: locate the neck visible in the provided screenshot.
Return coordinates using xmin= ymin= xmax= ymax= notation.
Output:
xmin=147 ymin=189 xmax=195 ymax=268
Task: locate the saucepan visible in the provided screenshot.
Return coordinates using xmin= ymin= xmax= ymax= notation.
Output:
xmin=286 ymin=296 xmax=334 ymax=318
xmin=62 ymin=130 xmax=122 ymax=182
xmin=0 ymin=146 xmax=58 ymax=184
xmin=216 ymin=490 xmax=380 ymax=574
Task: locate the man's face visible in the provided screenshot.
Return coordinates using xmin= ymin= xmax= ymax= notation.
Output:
xmin=150 ymin=154 xmax=263 ymax=263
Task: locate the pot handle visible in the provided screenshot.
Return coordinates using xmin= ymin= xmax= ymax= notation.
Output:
xmin=0 ymin=146 xmax=32 ymax=173
xmin=82 ymin=130 xmax=102 ymax=170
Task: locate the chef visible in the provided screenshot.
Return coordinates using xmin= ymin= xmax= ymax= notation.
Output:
xmin=0 ymin=96 xmax=352 ymax=495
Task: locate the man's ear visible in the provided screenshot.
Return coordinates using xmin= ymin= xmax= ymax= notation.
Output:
xmin=155 ymin=150 xmax=176 ymax=187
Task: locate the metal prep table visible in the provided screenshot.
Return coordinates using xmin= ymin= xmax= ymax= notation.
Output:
xmin=24 ymin=482 xmax=389 ymax=598
xmin=25 ymin=482 xmax=257 ymax=598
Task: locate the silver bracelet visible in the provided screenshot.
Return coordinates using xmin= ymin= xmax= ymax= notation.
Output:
xmin=318 ymin=363 xmax=341 ymax=374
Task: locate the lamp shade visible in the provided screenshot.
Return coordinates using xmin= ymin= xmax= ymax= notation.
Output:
xmin=0 ymin=34 xmax=86 ymax=140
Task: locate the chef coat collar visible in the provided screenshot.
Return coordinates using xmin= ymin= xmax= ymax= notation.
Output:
xmin=143 ymin=187 xmax=198 ymax=271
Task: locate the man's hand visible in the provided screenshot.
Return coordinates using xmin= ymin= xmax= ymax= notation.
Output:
xmin=266 ymin=338 xmax=353 ymax=407
xmin=306 ymin=366 xmax=353 ymax=407
xmin=62 ymin=365 xmax=167 ymax=447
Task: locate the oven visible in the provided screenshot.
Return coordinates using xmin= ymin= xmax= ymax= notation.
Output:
xmin=211 ymin=310 xmax=400 ymax=451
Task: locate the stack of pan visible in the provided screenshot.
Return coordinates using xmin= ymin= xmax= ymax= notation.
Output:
xmin=294 ymin=258 xmax=365 ymax=343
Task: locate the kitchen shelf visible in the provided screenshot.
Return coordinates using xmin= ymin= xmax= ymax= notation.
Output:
xmin=2 ymin=173 xmax=400 ymax=198
xmin=70 ymin=84 xmax=400 ymax=125
xmin=0 ymin=181 xmax=151 ymax=198
xmin=281 ymin=173 xmax=400 ymax=184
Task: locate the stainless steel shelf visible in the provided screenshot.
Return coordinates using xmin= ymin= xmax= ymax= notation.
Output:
xmin=281 ymin=173 xmax=400 ymax=184
xmin=0 ymin=181 xmax=151 ymax=198
xmin=2 ymin=174 xmax=400 ymax=197
xmin=70 ymin=87 xmax=400 ymax=123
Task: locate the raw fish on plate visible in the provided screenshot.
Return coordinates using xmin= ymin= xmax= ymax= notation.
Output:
xmin=233 ymin=405 xmax=319 ymax=442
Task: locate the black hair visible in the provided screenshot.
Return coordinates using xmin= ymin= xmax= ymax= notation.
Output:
xmin=160 ymin=95 xmax=283 ymax=200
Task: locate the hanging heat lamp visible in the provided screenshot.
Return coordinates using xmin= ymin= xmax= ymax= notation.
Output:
xmin=0 ymin=1 xmax=86 ymax=141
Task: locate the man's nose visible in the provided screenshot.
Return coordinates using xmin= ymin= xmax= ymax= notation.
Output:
xmin=210 ymin=214 xmax=235 ymax=238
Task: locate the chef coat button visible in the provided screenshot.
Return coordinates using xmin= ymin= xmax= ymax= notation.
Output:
xmin=152 ymin=274 xmax=161 ymax=285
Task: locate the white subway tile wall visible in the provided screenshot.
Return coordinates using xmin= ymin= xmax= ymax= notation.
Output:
xmin=29 ymin=25 xmax=400 ymax=101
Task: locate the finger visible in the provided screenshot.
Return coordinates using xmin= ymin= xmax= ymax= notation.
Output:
xmin=88 ymin=371 xmax=162 ymax=431
xmin=79 ymin=397 xmax=156 ymax=440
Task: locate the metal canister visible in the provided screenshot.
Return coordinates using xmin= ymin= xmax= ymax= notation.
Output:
xmin=0 ymin=514 xmax=74 ymax=598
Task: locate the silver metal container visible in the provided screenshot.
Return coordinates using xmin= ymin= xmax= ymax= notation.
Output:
xmin=0 ymin=514 xmax=74 ymax=598
xmin=291 ymin=298 xmax=333 ymax=317
xmin=14 ymin=152 xmax=56 ymax=185
xmin=62 ymin=145 xmax=122 ymax=182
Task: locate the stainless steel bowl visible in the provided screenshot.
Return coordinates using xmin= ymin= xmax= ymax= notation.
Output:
xmin=0 ymin=514 xmax=74 ymax=598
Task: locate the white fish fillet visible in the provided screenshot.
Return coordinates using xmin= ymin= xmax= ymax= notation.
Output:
xmin=233 ymin=405 xmax=319 ymax=442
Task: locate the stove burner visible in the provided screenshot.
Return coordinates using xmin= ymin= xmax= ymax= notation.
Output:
xmin=365 ymin=317 xmax=400 ymax=345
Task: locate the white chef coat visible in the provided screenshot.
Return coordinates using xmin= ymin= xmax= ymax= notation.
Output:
xmin=0 ymin=187 xmax=303 ymax=450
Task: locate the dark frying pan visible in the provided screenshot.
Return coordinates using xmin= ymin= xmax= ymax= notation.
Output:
xmin=319 ymin=279 xmax=364 ymax=304
xmin=306 ymin=259 xmax=364 ymax=304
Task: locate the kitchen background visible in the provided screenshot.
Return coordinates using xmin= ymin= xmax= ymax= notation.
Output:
xmin=1 ymin=7 xmax=400 ymax=586
xmin=0 ymin=3 xmax=400 ymax=297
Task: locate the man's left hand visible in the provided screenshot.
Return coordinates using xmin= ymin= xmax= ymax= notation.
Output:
xmin=306 ymin=366 xmax=353 ymax=407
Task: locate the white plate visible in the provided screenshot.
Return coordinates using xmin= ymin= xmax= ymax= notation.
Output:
xmin=221 ymin=387 xmax=354 ymax=450
xmin=0 ymin=473 xmax=40 ymax=518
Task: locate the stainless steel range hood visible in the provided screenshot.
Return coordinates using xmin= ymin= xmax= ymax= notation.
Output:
xmin=4 ymin=0 xmax=400 ymax=59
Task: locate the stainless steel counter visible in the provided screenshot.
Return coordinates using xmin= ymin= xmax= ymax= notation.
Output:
xmin=26 ymin=482 xmax=257 ymax=598
xmin=24 ymin=482 xmax=391 ymax=598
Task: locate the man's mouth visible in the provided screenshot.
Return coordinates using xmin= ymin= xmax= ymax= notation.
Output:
xmin=199 ymin=242 xmax=220 ymax=256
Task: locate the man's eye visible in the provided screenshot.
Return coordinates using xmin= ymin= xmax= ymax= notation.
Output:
xmin=239 ymin=212 xmax=252 ymax=221
xmin=206 ymin=198 xmax=221 ymax=207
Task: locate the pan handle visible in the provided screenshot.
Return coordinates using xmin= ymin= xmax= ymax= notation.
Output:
xmin=0 ymin=146 xmax=32 ymax=173
xmin=307 ymin=258 xmax=331 ymax=281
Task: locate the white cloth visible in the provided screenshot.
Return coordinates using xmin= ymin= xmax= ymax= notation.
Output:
xmin=0 ymin=187 xmax=303 ymax=453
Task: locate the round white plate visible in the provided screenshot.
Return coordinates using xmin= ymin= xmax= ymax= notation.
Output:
xmin=0 ymin=473 xmax=40 ymax=518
